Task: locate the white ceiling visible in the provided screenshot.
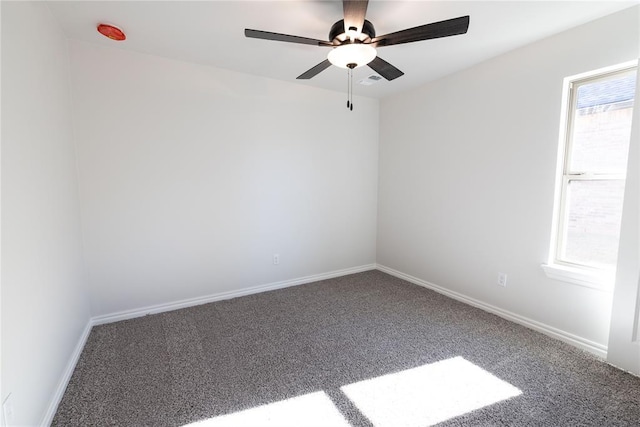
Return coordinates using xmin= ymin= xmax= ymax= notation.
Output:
xmin=47 ymin=1 xmax=638 ymax=99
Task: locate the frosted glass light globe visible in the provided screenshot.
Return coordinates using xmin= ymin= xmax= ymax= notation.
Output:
xmin=327 ymin=44 xmax=377 ymax=69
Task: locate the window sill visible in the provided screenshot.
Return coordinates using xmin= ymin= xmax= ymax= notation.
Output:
xmin=541 ymin=263 xmax=615 ymax=291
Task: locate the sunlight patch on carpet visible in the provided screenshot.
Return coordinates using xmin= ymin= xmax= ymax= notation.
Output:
xmin=181 ymin=391 xmax=350 ymax=427
xmin=341 ymin=356 xmax=522 ymax=427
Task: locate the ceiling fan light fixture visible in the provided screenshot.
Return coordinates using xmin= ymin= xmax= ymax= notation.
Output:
xmin=327 ymin=44 xmax=376 ymax=69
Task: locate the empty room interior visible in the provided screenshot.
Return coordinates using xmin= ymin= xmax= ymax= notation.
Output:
xmin=2 ymin=1 xmax=640 ymax=426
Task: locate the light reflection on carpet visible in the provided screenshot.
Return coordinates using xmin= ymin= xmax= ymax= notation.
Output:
xmin=341 ymin=356 xmax=522 ymax=427
xmin=182 ymin=391 xmax=350 ymax=427
xmin=183 ymin=356 xmax=521 ymax=427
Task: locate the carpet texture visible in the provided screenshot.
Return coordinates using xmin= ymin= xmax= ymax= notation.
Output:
xmin=53 ymin=270 xmax=640 ymax=426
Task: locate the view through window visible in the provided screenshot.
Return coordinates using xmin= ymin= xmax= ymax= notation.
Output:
xmin=556 ymin=65 xmax=637 ymax=271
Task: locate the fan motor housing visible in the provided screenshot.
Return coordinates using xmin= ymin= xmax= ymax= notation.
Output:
xmin=329 ymin=19 xmax=376 ymax=44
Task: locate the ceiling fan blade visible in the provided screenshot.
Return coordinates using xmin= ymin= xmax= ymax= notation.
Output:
xmin=367 ymin=56 xmax=404 ymax=81
xmin=245 ymin=29 xmax=332 ymax=47
xmin=297 ymin=59 xmax=332 ymax=79
xmin=343 ymin=0 xmax=369 ymax=34
xmin=372 ymin=15 xmax=470 ymax=47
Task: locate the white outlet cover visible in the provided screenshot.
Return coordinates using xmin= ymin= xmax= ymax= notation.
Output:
xmin=498 ymin=273 xmax=507 ymax=287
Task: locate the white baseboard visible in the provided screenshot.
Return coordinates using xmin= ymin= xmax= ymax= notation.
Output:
xmin=376 ymin=264 xmax=608 ymax=359
xmin=91 ymin=264 xmax=377 ymax=326
xmin=41 ymin=320 xmax=93 ymax=426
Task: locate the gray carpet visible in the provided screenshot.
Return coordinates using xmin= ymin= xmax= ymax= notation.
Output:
xmin=53 ymin=270 xmax=640 ymax=426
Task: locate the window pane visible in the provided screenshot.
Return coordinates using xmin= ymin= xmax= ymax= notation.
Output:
xmin=569 ymin=72 xmax=636 ymax=173
xmin=561 ymin=180 xmax=625 ymax=269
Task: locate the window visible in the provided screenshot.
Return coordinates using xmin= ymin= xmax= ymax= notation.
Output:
xmin=544 ymin=62 xmax=637 ymax=289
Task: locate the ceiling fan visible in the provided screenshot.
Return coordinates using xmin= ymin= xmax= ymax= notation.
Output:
xmin=245 ymin=0 xmax=470 ymax=109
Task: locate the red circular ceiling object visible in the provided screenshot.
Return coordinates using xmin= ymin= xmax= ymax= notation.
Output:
xmin=97 ymin=24 xmax=126 ymax=41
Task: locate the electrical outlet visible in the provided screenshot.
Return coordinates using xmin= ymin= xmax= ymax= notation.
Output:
xmin=273 ymin=254 xmax=279 ymax=265
xmin=498 ymin=273 xmax=507 ymax=287
xmin=3 ymin=393 xmax=15 ymax=425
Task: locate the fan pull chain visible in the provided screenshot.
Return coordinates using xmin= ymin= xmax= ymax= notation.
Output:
xmin=348 ymin=67 xmax=352 ymax=111
xmin=350 ymin=67 xmax=353 ymax=111
xmin=347 ymin=64 xmax=355 ymax=111
xmin=347 ymin=68 xmax=350 ymax=109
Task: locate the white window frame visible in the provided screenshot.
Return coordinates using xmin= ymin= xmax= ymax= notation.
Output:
xmin=542 ymin=60 xmax=638 ymax=291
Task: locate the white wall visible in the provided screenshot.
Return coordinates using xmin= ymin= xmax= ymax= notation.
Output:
xmin=1 ymin=2 xmax=92 ymax=426
xmin=68 ymin=41 xmax=379 ymax=317
xmin=377 ymin=7 xmax=639 ymax=351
